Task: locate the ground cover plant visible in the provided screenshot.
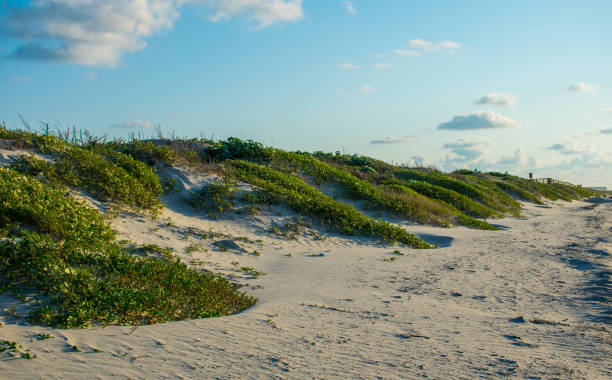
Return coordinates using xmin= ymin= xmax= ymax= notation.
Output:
xmin=304 ymin=155 xmax=498 ymax=228
xmin=0 ymin=167 xmax=255 ymax=328
xmin=186 ymin=179 xmax=238 ymax=217
xmin=226 ymin=159 xmax=433 ymax=248
xmin=2 ymin=126 xmax=163 ymax=213
xmin=205 ymin=138 xmax=464 ymax=228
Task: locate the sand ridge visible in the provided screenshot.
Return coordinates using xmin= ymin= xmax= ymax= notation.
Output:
xmin=0 ymin=161 xmax=610 ymax=378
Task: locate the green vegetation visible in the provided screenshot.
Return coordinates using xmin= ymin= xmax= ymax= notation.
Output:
xmin=0 ymin=126 xmax=596 ymax=330
xmin=240 ymin=266 xmax=265 ymax=277
xmin=3 ymin=127 xmax=163 ymax=213
xmin=227 ymin=160 xmax=432 ymax=248
xmin=186 ymin=180 xmax=237 ymax=217
xmin=0 ymin=168 xmax=255 ymax=328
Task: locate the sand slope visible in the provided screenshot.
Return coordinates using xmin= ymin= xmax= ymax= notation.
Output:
xmin=0 ymin=164 xmax=610 ymax=378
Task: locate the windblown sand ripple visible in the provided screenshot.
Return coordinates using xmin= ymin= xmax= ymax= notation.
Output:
xmin=1 ymin=200 xmax=611 ymax=379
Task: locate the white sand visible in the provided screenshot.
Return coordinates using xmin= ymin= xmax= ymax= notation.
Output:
xmin=1 ymin=161 xmax=611 ymax=378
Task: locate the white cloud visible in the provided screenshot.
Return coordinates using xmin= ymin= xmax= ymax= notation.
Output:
xmin=497 ymin=148 xmax=527 ymax=166
xmin=440 ymin=137 xmax=493 ymax=168
xmin=473 ymin=93 xmax=519 ymax=107
xmin=395 ymin=49 xmax=421 ymax=57
xmin=408 ymin=38 xmax=460 ymax=52
xmin=360 ymin=84 xmax=373 ymax=94
xmin=373 ymin=53 xmax=386 ymax=58
xmin=373 ymin=62 xmax=391 ymax=70
xmin=546 ymin=139 xmax=595 ymax=155
xmin=567 ymin=81 xmax=598 ymax=93
xmin=443 ymin=137 xmax=494 ymax=149
xmin=209 ymin=0 xmax=304 ymax=30
xmin=438 ymin=110 xmax=523 ymax=130
xmin=370 ymin=136 xmax=415 ymax=144
xmin=395 ymin=38 xmax=459 ymax=58
xmin=596 ymin=127 xmax=612 ymax=135
xmin=342 ymin=1 xmax=356 ymax=14
xmin=338 ymin=63 xmax=360 ymax=70
xmin=112 ymin=120 xmax=155 ymax=129
xmin=85 ymin=73 xmax=97 ymax=81
xmin=337 ymin=88 xmax=351 ymax=95
xmin=405 ymin=155 xmax=429 ymax=168
xmin=2 ymin=0 xmax=304 ymax=66
xmin=601 ymin=107 xmax=612 ymax=114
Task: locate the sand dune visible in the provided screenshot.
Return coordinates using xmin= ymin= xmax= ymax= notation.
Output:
xmin=1 ymin=170 xmax=610 ymax=379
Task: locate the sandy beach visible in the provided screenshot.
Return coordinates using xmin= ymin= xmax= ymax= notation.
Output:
xmin=1 ymin=176 xmax=610 ymax=378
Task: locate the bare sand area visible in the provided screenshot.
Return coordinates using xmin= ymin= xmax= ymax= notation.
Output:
xmin=1 ymin=177 xmax=611 ymax=378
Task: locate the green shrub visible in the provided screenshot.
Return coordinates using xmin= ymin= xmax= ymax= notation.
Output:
xmin=0 ymin=168 xmax=255 ymax=328
xmin=0 ymin=167 xmax=113 ymax=245
xmin=161 ymin=177 xmax=179 ymax=194
xmin=17 ymin=149 xmax=161 ymax=211
xmin=202 ymin=137 xmax=271 ymax=162
xmin=112 ymin=140 xmax=173 ymax=167
xmin=227 ymin=160 xmax=432 ymax=248
xmin=263 ymin=150 xmax=455 ymax=226
xmin=186 ymin=180 xmax=237 ymax=216
xmin=383 ymin=178 xmax=497 ymax=219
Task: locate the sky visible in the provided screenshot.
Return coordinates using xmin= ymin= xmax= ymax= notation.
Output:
xmin=1 ymin=0 xmax=611 ymax=187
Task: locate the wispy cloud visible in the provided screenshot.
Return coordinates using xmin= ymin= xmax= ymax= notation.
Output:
xmin=370 ymin=136 xmax=415 ymax=144
xmin=360 ymin=84 xmax=373 ymax=94
xmin=473 ymin=93 xmax=519 ymax=107
xmin=85 ymin=73 xmax=97 ymax=81
xmin=546 ymin=139 xmax=595 ymax=155
xmin=601 ymin=107 xmax=612 ymax=114
xmin=441 ymin=137 xmax=493 ymax=167
xmin=408 ymin=38 xmax=460 ymax=52
xmin=2 ymin=0 xmax=304 ymax=66
xmin=373 ymin=63 xmax=391 ymax=70
xmin=338 ymin=63 xmax=360 ymax=70
xmin=497 ymin=148 xmax=528 ymax=166
xmin=373 ymin=53 xmax=386 ymax=58
xmin=209 ymin=0 xmax=304 ymax=30
xmin=342 ymin=1 xmax=356 ymax=14
xmin=438 ymin=111 xmax=523 ymax=130
xmin=337 ymin=88 xmax=351 ymax=95
xmin=112 ymin=120 xmax=154 ymax=129
xmin=395 ymin=49 xmax=422 ymax=57
xmin=567 ymin=81 xmax=598 ymax=93
xmin=596 ymin=127 xmax=612 ymax=135
xmin=395 ymin=38 xmax=460 ymax=57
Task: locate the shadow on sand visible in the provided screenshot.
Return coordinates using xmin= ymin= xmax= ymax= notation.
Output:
xmin=417 ymin=234 xmax=454 ymax=248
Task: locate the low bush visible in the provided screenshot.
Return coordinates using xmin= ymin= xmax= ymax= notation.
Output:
xmin=0 ymin=168 xmax=255 ymax=328
xmin=110 ymin=140 xmax=173 ymax=167
xmin=227 ymin=160 xmax=432 ymax=248
xmin=186 ymin=180 xmax=238 ymax=217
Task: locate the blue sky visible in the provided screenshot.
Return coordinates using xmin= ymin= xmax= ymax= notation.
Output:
xmin=1 ymin=0 xmax=611 ymax=187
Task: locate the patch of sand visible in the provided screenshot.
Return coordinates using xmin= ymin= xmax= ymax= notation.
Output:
xmin=1 ymin=164 xmax=610 ymax=378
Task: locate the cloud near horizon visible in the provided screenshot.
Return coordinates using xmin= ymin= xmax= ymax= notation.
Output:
xmin=438 ymin=110 xmax=522 ymax=130
xmin=440 ymin=137 xmax=493 ymax=168
xmin=338 ymin=63 xmax=360 ymax=70
xmin=546 ymin=139 xmax=595 ymax=155
xmin=473 ymin=93 xmax=519 ymax=107
xmin=112 ymin=120 xmax=155 ymax=129
xmin=596 ymin=127 xmax=612 ymax=135
xmin=567 ymin=81 xmax=598 ymax=93
xmin=370 ymin=136 xmax=416 ymax=144
xmin=2 ymin=0 xmax=304 ymax=66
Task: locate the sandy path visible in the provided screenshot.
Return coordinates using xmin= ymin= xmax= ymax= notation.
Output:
xmin=1 ymin=200 xmax=611 ymax=379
